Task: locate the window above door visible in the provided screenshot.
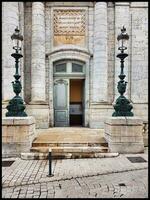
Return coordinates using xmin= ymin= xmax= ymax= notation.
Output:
xmin=54 ymin=60 xmax=85 ymax=77
xmin=55 ymin=63 xmax=66 ymax=73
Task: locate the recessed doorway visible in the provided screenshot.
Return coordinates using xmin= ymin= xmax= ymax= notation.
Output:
xmin=53 ymin=60 xmax=85 ymax=127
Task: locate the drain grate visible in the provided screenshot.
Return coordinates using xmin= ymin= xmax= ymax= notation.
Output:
xmin=127 ymin=156 xmax=147 ymax=163
xmin=2 ymin=160 xmax=15 ymax=167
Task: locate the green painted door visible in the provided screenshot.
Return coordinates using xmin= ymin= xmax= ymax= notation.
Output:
xmin=54 ymin=79 xmax=69 ymax=127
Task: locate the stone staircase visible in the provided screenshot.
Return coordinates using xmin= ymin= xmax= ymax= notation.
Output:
xmin=22 ymin=127 xmax=112 ymax=159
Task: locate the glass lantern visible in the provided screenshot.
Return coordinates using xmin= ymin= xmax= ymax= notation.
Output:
xmin=117 ymin=26 xmax=129 ymax=52
xmin=11 ymin=27 xmax=23 ymax=52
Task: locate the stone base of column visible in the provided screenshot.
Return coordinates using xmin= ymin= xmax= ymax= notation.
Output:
xmin=104 ymin=117 xmax=144 ymax=153
xmin=2 ymin=116 xmax=36 ymax=158
xmin=26 ymin=104 xmax=50 ymax=128
xmin=29 ymin=101 xmax=48 ymax=105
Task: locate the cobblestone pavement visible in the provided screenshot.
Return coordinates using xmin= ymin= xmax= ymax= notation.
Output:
xmin=2 ymin=148 xmax=148 ymax=198
xmin=2 ymin=169 xmax=148 ymax=198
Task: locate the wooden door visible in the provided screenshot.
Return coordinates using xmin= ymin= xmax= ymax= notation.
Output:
xmin=54 ymin=79 xmax=69 ymax=127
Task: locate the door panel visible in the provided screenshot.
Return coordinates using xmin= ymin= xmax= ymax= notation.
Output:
xmin=54 ymin=79 xmax=69 ymax=127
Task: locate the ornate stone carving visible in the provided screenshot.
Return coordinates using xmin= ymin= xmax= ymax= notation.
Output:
xmin=53 ymin=9 xmax=86 ymax=46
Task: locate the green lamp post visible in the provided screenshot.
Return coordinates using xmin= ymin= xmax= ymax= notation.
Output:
xmin=5 ymin=27 xmax=27 ymax=117
xmin=112 ymin=26 xmax=133 ymax=116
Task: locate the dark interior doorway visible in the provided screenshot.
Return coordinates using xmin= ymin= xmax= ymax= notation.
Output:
xmin=69 ymin=79 xmax=84 ymax=126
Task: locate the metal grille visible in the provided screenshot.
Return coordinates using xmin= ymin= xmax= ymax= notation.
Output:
xmin=127 ymin=156 xmax=147 ymax=163
xmin=2 ymin=160 xmax=15 ymax=167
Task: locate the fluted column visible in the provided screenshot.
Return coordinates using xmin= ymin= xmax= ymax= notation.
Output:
xmin=92 ymin=2 xmax=108 ymax=102
xmin=31 ymin=2 xmax=46 ymax=103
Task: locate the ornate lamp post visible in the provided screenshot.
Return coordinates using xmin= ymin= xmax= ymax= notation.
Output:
xmin=6 ymin=27 xmax=27 ymax=117
xmin=112 ymin=26 xmax=133 ymax=116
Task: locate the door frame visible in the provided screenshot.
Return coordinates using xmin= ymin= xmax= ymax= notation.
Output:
xmin=47 ymin=49 xmax=91 ymax=127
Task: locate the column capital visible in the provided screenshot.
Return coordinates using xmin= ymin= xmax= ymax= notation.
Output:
xmin=94 ymin=1 xmax=107 ymax=6
xmin=32 ymin=1 xmax=45 ymax=5
xmin=115 ymin=2 xmax=130 ymax=6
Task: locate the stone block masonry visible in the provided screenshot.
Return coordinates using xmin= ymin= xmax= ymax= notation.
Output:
xmin=2 ymin=116 xmax=36 ymax=157
xmin=104 ymin=117 xmax=144 ymax=153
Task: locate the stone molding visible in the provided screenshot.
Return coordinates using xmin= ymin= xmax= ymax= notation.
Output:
xmin=130 ymin=2 xmax=148 ymax=8
xmin=115 ymin=2 xmax=130 ymax=6
xmin=46 ymin=47 xmax=92 ymax=58
xmin=2 ymin=116 xmax=35 ymax=125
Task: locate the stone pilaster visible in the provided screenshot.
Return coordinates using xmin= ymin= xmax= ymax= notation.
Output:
xmin=2 ymin=2 xmax=19 ymax=101
xmin=130 ymin=3 xmax=148 ymax=103
xmin=114 ymin=2 xmax=130 ymax=101
xmin=92 ymin=2 xmax=108 ymax=102
xmin=31 ymin=2 xmax=46 ymax=103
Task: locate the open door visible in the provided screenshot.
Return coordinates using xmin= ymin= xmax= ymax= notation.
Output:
xmin=69 ymin=79 xmax=84 ymax=126
xmin=54 ymin=79 xmax=69 ymax=127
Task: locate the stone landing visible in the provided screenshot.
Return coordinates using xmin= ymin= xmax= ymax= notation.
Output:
xmin=28 ymin=127 xmax=110 ymax=159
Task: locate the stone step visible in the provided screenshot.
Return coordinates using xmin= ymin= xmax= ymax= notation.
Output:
xmin=30 ymin=128 xmax=108 ymax=159
xmin=28 ymin=146 xmax=109 ymax=159
xmin=33 ymin=128 xmax=105 ymax=145
xmin=21 ymin=151 xmax=119 ymax=160
xmin=32 ymin=142 xmax=108 ymax=147
xmin=31 ymin=146 xmax=109 ymax=153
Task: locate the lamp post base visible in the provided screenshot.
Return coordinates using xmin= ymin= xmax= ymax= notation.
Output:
xmin=112 ymin=95 xmax=134 ymax=117
xmin=6 ymin=96 xmax=27 ymax=117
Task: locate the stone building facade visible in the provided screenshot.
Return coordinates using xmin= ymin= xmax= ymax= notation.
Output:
xmin=2 ymin=2 xmax=148 ymax=129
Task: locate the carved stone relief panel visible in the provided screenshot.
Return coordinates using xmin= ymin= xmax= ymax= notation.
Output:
xmin=53 ymin=9 xmax=86 ymax=47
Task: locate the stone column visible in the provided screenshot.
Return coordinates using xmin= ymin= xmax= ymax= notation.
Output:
xmin=92 ymin=2 xmax=108 ymax=102
xmin=31 ymin=2 xmax=46 ymax=103
xmin=114 ymin=2 xmax=130 ymax=101
xmin=2 ymin=2 xmax=19 ymax=101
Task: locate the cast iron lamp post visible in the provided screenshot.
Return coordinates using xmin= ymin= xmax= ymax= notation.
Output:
xmin=112 ymin=26 xmax=133 ymax=116
xmin=6 ymin=27 xmax=27 ymax=117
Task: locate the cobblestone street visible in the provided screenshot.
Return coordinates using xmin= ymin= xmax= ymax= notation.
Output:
xmin=2 ymin=148 xmax=148 ymax=198
xmin=2 ymin=169 xmax=148 ymax=198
